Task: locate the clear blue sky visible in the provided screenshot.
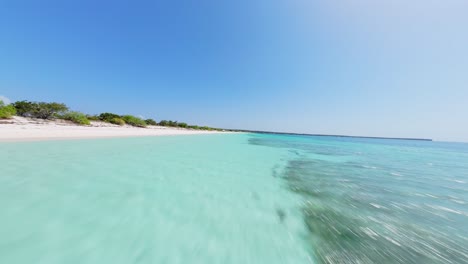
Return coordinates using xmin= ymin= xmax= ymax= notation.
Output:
xmin=1 ymin=1 xmax=467 ymax=141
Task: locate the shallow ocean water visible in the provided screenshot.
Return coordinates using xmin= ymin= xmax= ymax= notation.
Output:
xmin=1 ymin=133 xmax=468 ymax=263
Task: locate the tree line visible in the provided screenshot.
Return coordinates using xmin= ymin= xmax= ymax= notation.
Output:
xmin=0 ymin=99 xmax=223 ymax=131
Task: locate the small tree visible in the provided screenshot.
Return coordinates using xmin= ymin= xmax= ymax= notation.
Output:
xmin=12 ymin=101 xmax=36 ymax=117
xmin=33 ymin=102 xmax=68 ymax=119
xmin=158 ymin=120 xmax=168 ymax=126
xmin=145 ymin=119 xmax=158 ymax=126
xmin=39 ymin=102 xmax=68 ymax=119
xmin=167 ymin=120 xmax=178 ymax=127
xmin=12 ymin=101 xmax=67 ymax=119
xmin=178 ymin=122 xmax=188 ymax=128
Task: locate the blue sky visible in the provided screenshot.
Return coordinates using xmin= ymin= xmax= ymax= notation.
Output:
xmin=1 ymin=1 xmax=467 ymax=141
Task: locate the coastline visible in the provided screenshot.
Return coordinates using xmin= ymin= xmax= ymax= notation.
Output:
xmin=0 ymin=116 xmax=229 ymax=142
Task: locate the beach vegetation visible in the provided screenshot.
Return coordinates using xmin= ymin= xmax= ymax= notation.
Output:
xmin=157 ymin=120 xmax=221 ymax=131
xmin=110 ymin=117 xmax=125 ymax=126
xmin=98 ymin=113 xmax=146 ymax=127
xmin=98 ymin=112 xmax=121 ymax=122
xmin=159 ymin=120 xmax=179 ymax=127
xmin=121 ymin=115 xmax=147 ymax=127
xmin=86 ymin=115 xmax=100 ymax=121
xmin=178 ymin=122 xmax=188 ymax=128
xmin=12 ymin=101 xmax=68 ymax=119
xmin=34 ymin=102 xmax=69 ymax=119
xmin=158 ymin=120 xmax=169 ymax=126
xmin=8 ymin=98 xmax=226 ymax=131
xmin=61 ymin=111 xmax=90 ymax=125
xmin=145 ymin=119 xmax=158 ymax=126
xmin=0 ymin=100 xmax=17 ymax=119
xmin=12 ymin=101 xmax=36 ymax=117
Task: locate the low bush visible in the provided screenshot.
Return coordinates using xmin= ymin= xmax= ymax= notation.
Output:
xmin=178 ymin=122 xmax=188 ymax=128
xmin=86 ymin=115 xmax=100 ymax=121
xmin=62 ymin=111 xmax=90 ymax=125
xmin=121 ymin=115 xmax=147 ymax=127
xmin=99 ymin=112 xmax=121 ymax=122
xmin=145 ymin=119 xmax=158 ymax=126
xmin=159 ymin=120 xmax=178 ymax=127
xmin=110 ymin=117 xmax=125 ymax=126
xmin=0 ymin=100 xmax=17 ymax=119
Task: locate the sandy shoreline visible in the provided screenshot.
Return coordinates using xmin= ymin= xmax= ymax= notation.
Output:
xmin=0 ymin=117 xmax=228 ymax=142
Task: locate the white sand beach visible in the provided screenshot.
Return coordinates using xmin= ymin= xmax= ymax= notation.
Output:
xmin=0 ymin=117 xmax=226 ymax=142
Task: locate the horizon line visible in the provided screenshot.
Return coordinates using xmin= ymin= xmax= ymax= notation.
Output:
xmin=227 ymin=129 xmax=433 ymax=142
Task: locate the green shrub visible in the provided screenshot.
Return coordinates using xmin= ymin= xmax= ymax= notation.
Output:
xmin=185 ymin=125 xmax=219 ymax=131
xmin=61 ymin=111 xmax=90 ymax=125
xmin=86 ymin=115 xmax=100 ymax=121
xmin=121 ymin=115 xmax=147 ymax=127
xmin=110 ymin=117 xmax=125 ymax=126
xmin=178 ymin=122 xmax=188 ymax=128
xmin=158 ymin=120 xmax=169 ymax=126
xmin=158 ymin=120 xmax=178 ymax=127
xmin=0 ymin=100 xmax=17 ymax=119
xmin=145 ymin=119 xmax=158 ymax=126
xmin=99 ymin=112 xmax=121 ymax=122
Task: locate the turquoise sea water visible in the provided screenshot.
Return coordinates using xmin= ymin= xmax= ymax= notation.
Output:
xmin=1 ymin=133 xmax=468 ymax=263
